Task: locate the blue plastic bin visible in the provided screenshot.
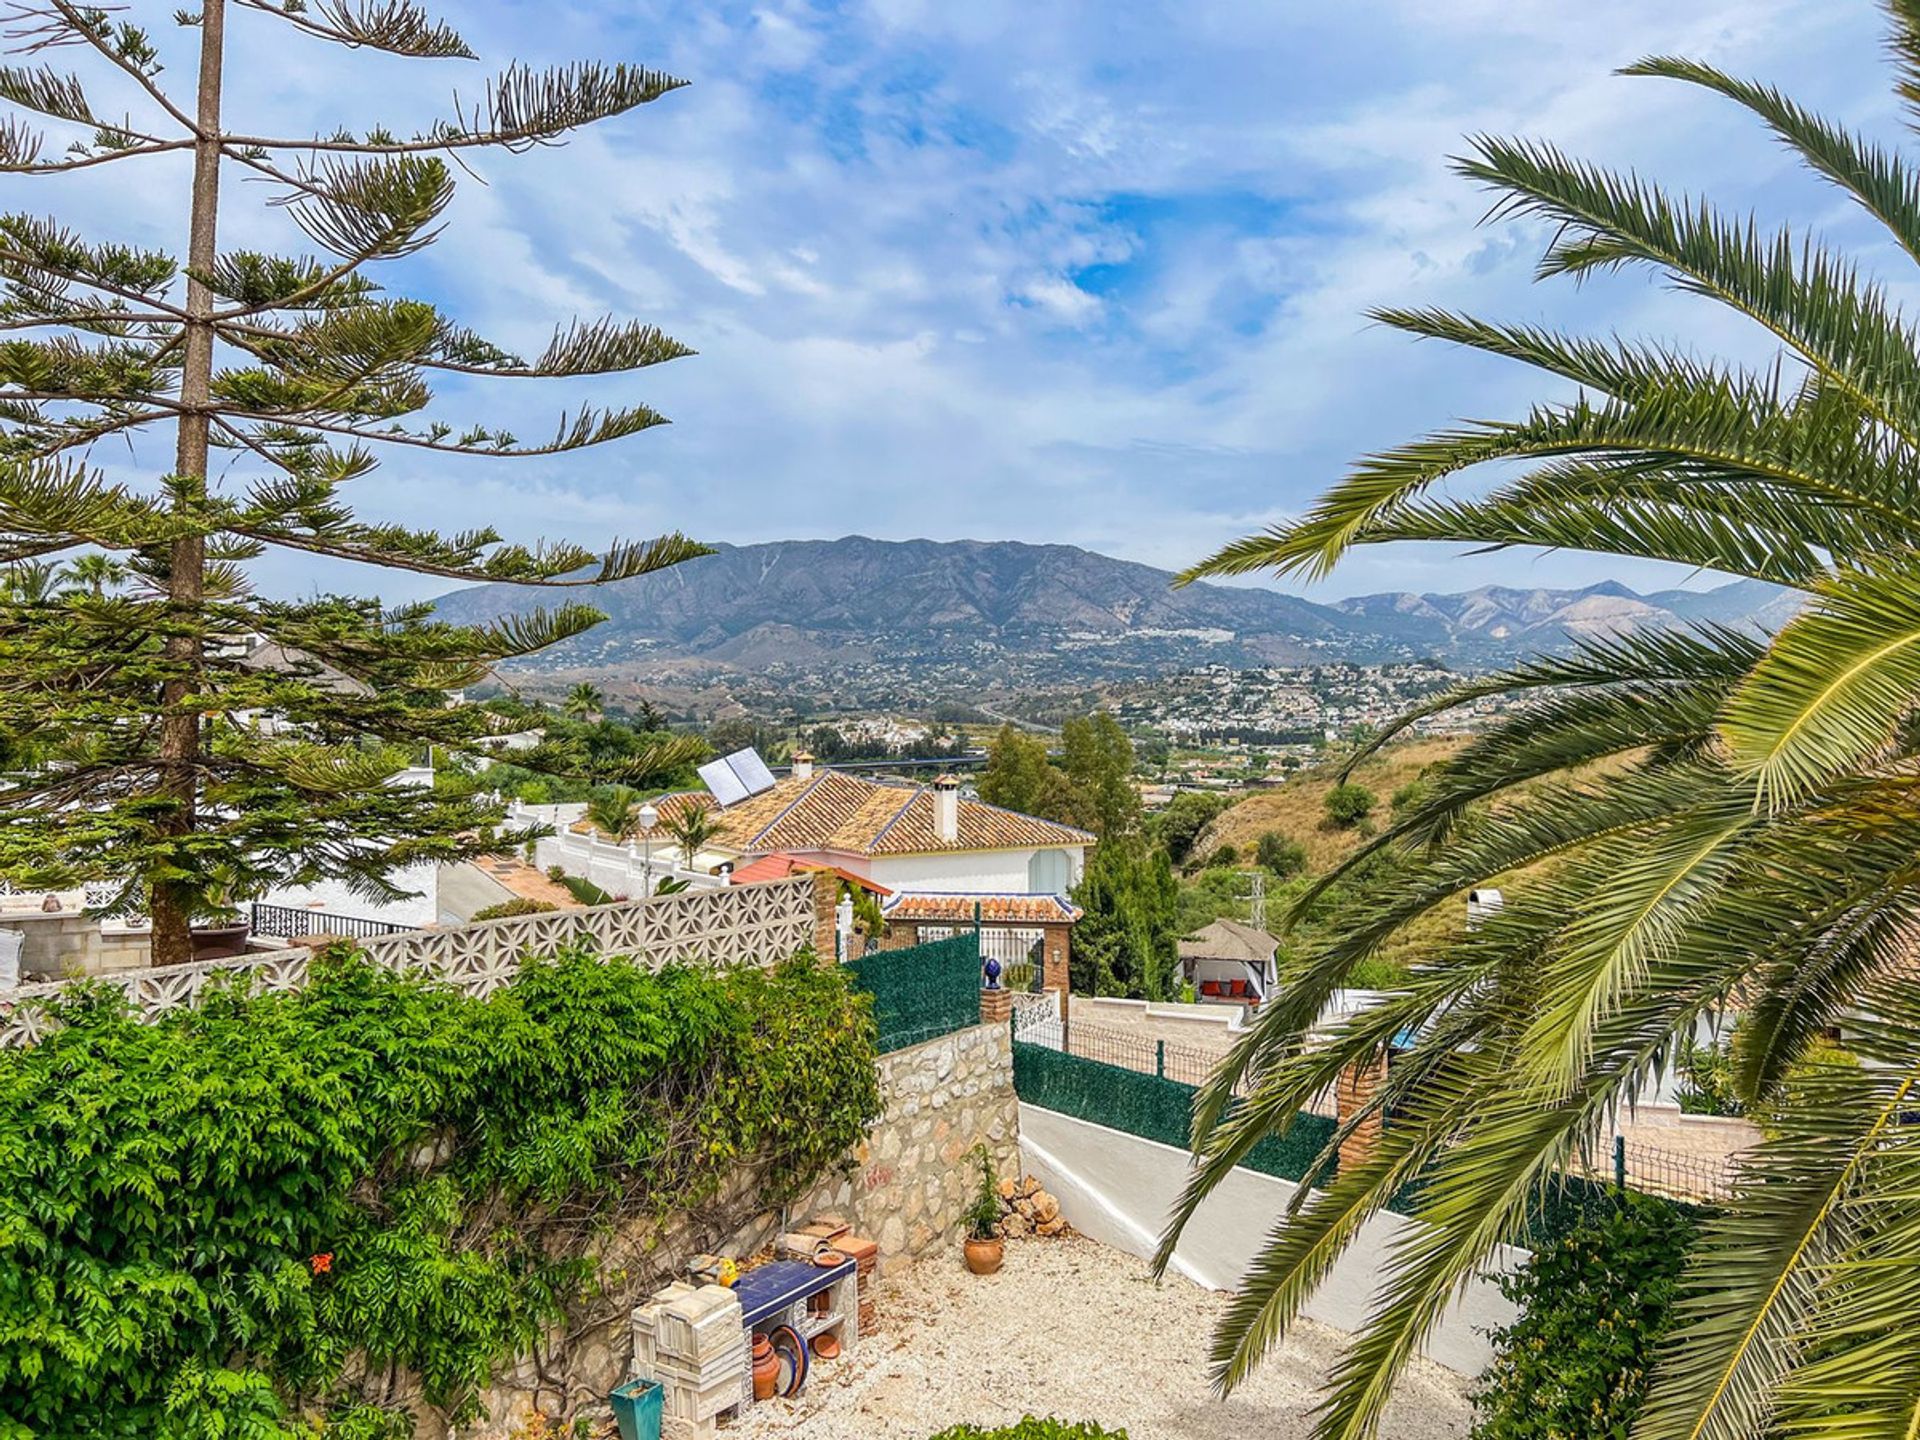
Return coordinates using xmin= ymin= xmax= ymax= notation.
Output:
xmin=609 ymin=1377 xmax=663 ymax=1440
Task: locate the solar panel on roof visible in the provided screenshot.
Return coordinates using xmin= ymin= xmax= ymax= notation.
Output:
xmin=698 ymin=747 xmax=777 ymax=807
xmin=698 ymin=755 xmax=751 ymax=806
xmin=727 ymin=747 xmax=777 ymax=796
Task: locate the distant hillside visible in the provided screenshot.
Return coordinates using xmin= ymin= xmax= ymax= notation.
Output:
xmin=427 ymin=536 xmax=1792 ymax=704
xmin=1199 ymin=737 xmax=1467 ymax=874
xmin=1330 ymin=577 xmax=1800 ymax=649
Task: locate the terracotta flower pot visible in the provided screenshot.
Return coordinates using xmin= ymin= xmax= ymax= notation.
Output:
xmin=751 ymin=1333 xmax=779 ymax=1401
xmin=963 ymin=1237 xmax=1004 ymax=1275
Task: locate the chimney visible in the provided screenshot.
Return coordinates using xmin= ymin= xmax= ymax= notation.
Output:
xmin=933 ymin=773 xmax=960 ymax=843
xmin=791 ymin=750 xmax=814 ymax=781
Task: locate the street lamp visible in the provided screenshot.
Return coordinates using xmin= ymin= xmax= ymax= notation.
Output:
xmin=638 ymin=801 xmax=659 ymax=894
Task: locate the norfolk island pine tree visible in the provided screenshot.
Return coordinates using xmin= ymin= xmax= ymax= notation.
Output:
xmin=0 ymin=1 xmax=713 ymax=962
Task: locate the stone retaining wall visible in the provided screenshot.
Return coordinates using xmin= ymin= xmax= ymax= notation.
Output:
xmin=779 ymin=1020 xmax=1021 ymax=1275
xmin=461 ymin=1021 xmax=1020 ymax=1434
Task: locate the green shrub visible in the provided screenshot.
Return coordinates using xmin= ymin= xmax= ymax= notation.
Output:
xmin=1675 ymin=1030 xmax=1745 ymax=1116
xmin=928 ymin=1421 xmax=1128 ymax=1440
xmin=1473 ymin=1193 xmax=1697 ymax=1440
xmin=0 ymin=949 xmax=880 ymax=1437
xmin=1255 ymin=830 xmax=1307 ymax=878
xmin=1344 ymin=955 xmax=1412 ymax=990
xmin=468 ymin=897 xmax=559 ymax=921
xmin=1323 ymin=782 xmax=1376 ymax=828
xmin=966 ymin=1143 xmax=1001 ymax=1240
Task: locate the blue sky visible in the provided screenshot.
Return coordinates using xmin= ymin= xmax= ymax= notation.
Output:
xmin=41 ymin=0 xmax=1905 ymax=599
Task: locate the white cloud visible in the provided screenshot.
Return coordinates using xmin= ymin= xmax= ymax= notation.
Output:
xmin=21 ymin=0 xmax=1899 ymax=605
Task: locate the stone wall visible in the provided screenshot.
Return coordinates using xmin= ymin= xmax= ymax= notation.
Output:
xmin=779 ymin=1020 xmax=1021 ymax=1276
xmin=457 ymin=1020 xmax=1020 ymax=1434
xmin=1 ymin=911 xmax=151 ymax=980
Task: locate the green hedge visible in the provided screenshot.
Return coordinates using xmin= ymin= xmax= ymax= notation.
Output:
xmin=847 ymin=931 xmax=981 ymax=1051
xmin=0 ymin=949 xmax=880 ymax=1438
xmin=1012 ymin=1040 xmax=1336 ymax=1184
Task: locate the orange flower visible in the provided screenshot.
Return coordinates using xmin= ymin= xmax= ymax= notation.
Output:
xmin=310 ymin=1251 xmax=333 ymax=1276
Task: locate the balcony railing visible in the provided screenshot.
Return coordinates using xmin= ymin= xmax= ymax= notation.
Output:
xmin=250 ymin=902 xmax=416 ymax=942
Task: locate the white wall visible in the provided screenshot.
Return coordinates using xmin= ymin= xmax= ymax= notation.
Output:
xmin=870 ymin=846 xmax=1086 ymax=894
xmin=1020 ymin=1104 xmax=1520 ymax=1378
xmin=528 ymin=820 xmax=723 ymax=898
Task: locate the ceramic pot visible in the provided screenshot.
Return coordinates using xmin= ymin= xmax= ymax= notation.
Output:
xmin=963 ymin=1237 xmax=1004 ymax=1275
xmin=751 ymin=1333 xmax=779 ymax=1401
xmin=189 ymin=921 xmax=251 ymax=961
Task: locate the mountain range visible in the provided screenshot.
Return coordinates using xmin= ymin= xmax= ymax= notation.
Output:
xmin=428 ymin=537 xmax=1795 ymax=707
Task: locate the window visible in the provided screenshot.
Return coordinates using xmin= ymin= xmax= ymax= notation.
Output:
xmin=1028 ymin=848 xmax=1070 ymax=893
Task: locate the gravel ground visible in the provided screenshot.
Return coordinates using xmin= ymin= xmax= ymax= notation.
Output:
xmin=727 ymin=1234 xmax=1470 ymax=1440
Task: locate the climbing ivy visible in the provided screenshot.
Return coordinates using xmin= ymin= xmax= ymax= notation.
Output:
xmin=0 ymin=948 xmax=879 ymax=1438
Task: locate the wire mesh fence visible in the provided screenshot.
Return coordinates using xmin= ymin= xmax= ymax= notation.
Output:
xmin=1561 ymin=1134 xmax=1740 ymax=1204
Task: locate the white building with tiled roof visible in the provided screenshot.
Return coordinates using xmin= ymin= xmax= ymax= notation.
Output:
xmin=585 ymin=752 xmax=1093 ymax=904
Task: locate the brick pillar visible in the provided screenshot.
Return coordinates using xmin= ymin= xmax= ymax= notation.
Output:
xmin=1041 ymin=922 xmax=1072 ymax=1022
xmin=810 ymin=870 xmax=839 ymax=963
xmin=1336 ymin=1053 xmax=1388 ymax=1173
xmin=980 ymin=986 xmax=1012 ymax=1026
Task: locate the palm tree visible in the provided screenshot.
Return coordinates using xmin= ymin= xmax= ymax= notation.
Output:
xmin=1164 ymin=13 xmax=1920 ymax=1439
xmin=662 ymin=803 xmax=717 ymax=869
xmin=0 ymin=562 xmax=57 ymax=604
xmin=58 ymin=554 xmax=127 ymax=599
xmin=584 ymin=784 xmax=641 ymax=841
xmin=564 ymin=682 xmax=605 ymax=721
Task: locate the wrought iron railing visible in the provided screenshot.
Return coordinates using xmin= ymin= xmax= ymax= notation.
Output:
xmin=249 ymin=903 xmax=416 ymax=941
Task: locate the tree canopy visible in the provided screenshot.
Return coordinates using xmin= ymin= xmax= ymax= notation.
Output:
xmin=0 ymin=2 xmax=707 ymax=959
xmin=1164 ymin=10 xmax=1920 ymax=1438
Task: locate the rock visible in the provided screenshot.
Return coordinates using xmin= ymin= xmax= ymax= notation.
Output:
xmin=1033 ymin=1193 xmax=1060 ymax=1225
xmin=997 ymin=1177 xmax=1017 ymax=1201
xmin=1014 ymin=1196 xmax=1036 ymax=1220
xmin=1002 ymin=1213 xmax=1030 ymax=1238
xmin=1036 ymin=1216 xmax=1069 ymax=1237
xmin=1019 ymin=1175 xmax=1042 ymax=1199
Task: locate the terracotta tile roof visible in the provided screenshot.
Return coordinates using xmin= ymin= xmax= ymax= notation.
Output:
xmin=728 ymin=852 xmax=891 ymax=894
xmin=881 ymin=892 xmax=1082 ymax=924
xmin=629 ymin=771 xmax=1093 ymax=858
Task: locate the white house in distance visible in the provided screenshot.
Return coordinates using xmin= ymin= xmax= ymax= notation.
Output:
xmin=626 ymin=750 xmax=1094 ymax=922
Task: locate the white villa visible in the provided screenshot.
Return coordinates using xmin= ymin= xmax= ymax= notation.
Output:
xmin=626 ymin=751 xmax=1093 ymax=906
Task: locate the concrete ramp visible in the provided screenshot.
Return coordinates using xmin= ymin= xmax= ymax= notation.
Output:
xmin=1019 ymin=1102 xmax=1517 ymax=1377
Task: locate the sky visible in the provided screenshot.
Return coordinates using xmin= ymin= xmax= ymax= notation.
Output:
xmin=25 ymin=0 xmax=1909 ymax=601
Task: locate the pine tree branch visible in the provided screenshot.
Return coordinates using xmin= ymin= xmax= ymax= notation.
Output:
xmin=0 ymin=135 xmax=191 ymax=173
xmin=34 ymin=1 xmax=201 ymax=137
xmin=233 ymin=0 xmax=474 ymax=60
xmin=218 ymin=403 xmax=668 ymax=456
xmin=219 ymin=61 xmax=687 ymax=155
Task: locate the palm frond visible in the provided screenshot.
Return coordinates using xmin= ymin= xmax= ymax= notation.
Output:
xmin=1720 ymin=561 xmax=1920 ymax=806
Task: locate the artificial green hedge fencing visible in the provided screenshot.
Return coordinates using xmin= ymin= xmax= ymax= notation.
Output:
xmin=1012 ymin=1039 xmax=1337 ymax=1184
xmin=1011 ymin=1039 xmax=1706 ymax=1250
xmin=847 ymin=931 xmax=981 ymax=1052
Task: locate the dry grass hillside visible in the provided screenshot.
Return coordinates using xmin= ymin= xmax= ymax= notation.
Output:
xmin=1198 ymin=735 xmax=1468 ymax=872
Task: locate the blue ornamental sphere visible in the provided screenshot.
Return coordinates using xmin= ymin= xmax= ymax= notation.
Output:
xmin=983 ymin=956 xmax=1003 ymax=989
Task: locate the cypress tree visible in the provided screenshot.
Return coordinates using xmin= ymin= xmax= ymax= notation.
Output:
xmin=0 ymin=2 xmax=707 ymax=962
